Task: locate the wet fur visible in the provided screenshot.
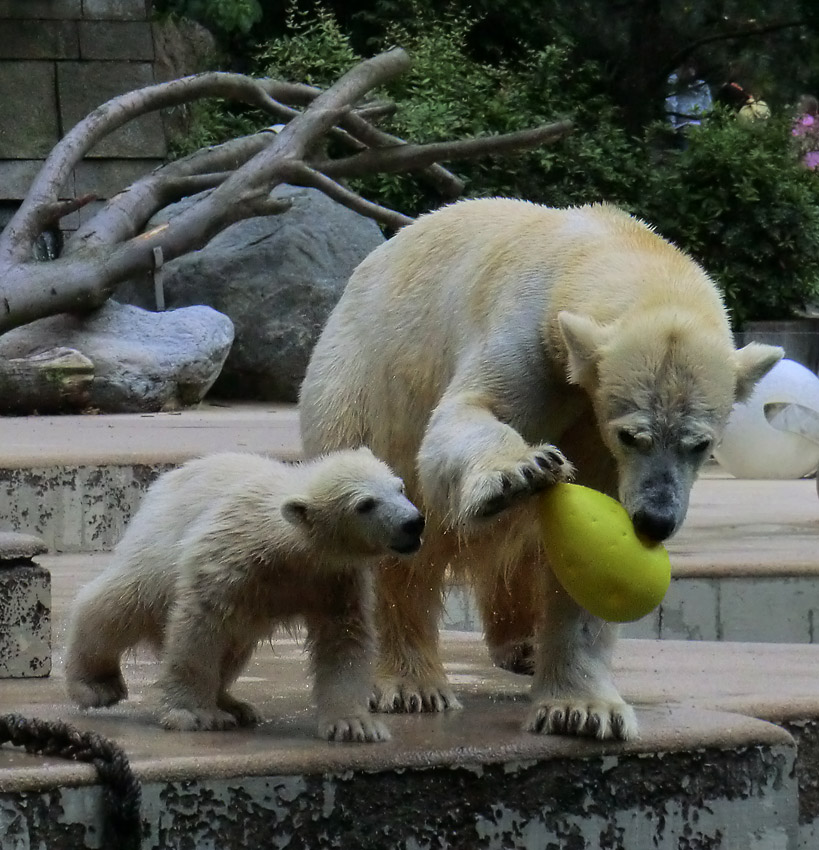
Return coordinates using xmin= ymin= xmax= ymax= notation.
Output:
xmin=299 ymin=199 xmax=783 ymax=740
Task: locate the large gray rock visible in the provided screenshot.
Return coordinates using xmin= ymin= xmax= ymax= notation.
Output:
xmin=116 ymin=185 xmax=386 ymax=402
xmin=0 ymin=301 xmax=233 ymax=413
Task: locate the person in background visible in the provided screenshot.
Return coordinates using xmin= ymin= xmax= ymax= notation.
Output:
xmin=665 ymin=59 xmax=713 ymax=146
xmin=716 ymin=82 xmax=771 ymax=123
xmin=792 ymin=94 xmax=819 ymax=170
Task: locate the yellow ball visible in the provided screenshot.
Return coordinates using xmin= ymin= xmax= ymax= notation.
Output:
xmin=538 ymin=483 xmax=671 ymax=622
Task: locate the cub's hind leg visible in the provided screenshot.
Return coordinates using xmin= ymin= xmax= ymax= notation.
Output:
xmin=65 ymin=571 xmax=154 ymax=709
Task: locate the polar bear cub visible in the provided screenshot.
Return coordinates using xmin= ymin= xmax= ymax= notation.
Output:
xmin=65 ymin=448 xmax=424 ymax=741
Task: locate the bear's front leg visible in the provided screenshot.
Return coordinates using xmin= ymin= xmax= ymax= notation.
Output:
xmin=306 ymin=573 xmax=392 ymax=742
xmin=418 ymin=390 xmax=573 ymax=527
xmin=525 ymin=574 xmax=637 ymax=741
xmin=372 ymin=557 xmax=461 ymax=714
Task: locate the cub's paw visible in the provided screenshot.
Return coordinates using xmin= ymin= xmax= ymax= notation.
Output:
xmin=320 ymin=714 xmax=391 ymax=743
xmin=462 ymin=444 xmax=573 ymax=521
xmin=159 ymin=707 xmax=239 ymax=732
xmin=370 ymin=678 xmax=462 ymax=714
xmin=489 ymin=639 xmax=536 ymax=676
xmin=67 ymin=672 xmax=128 ymax=708
xmin=218 ymin=695 xmax=263 ymax=727
xmin=524 ymin=697 xmax=637 ymax=741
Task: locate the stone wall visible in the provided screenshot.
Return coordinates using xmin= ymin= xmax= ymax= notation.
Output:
xmin=0 ymin=0 xmax=167 ymax=231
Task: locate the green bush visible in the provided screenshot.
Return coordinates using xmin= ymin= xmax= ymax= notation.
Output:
xmin=154 ymin=0 xmax=262 ymax=36
xmin=170 ymin=5 xmax=819 ymax=326
xmin=257 ymin=6 xmax=643 ymax=217
xmin=638 ymin=112 xmax=819 ymax=326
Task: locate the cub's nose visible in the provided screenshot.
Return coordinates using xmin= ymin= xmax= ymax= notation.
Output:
xmin=402 ymin=515 xmax=425 ymax=537
xmin=632 ymin=509 xmax=676 ymax=542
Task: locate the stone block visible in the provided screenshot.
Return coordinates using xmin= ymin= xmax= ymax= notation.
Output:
xmin=0 ymin=0 xmax=82 ymax=19
xmin=659 ymin=577 xmax=720 ymax=641
xmin=720 ymin=577 xmax=816 ymax=643
xmin=74 ymin=158 xmax=161 ymax=197
xmin=57 ymin=61 xmax=167 ymax=158
xmin=0 ymin=63 xmax=60 ymax=159
xmin=82 ymin=0 xmax=149 ymax=21
xmin=0 ymin=532 xmax=47 ymax=560
xmin=79 ymin=20 xmax=154 ymax=60
xmin=0 ymin=20 xmax=80 ymax=60
xmin=0 ymin=563 xmax=51 ymax=678
xmin=0 ymin=161 xmax=47 ymax=201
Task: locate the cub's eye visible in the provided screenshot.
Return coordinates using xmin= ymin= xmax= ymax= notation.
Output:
xmin=692 ymin=439 xmax=712 ymax=454
xmin=356 ymin=497 xmax=377 ymax=514
xmin=618 ymin=430 xmax=638 ymax=448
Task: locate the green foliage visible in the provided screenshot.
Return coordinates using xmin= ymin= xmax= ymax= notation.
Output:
xmin=638 ymin=112 xmax=819 ymax=326
xmin=154 ymin=0 xmax=262 ymax=35
xmin=172 ymin=3 xmax=819 ymax=325
xmin=257 ymin=7 xmax=643 ymax=217
xmin=257 ymin=6 xmax=359 ymax=87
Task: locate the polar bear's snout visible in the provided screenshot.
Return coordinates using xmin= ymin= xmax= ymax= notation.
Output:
xmin=389 ymin=510 xmax=425 ymax=555
xmin=631 ymin=507 xmax=677 ymax=542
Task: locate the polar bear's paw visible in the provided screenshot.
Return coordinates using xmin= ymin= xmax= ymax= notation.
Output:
xmin=218 ymin=694 xmax=263 ymax=727
xmin=68 ymin=672 xmax=128 ymax=708
xmin=524 ymin=697 xmax=637 ymax=741
xmin=160 ymin=707 xmax=239 ymax=731
xmin=462 ymin=443 xmax=573 ymax=521
xmin=320 ymin=714 xmax=391 ymax=743
xmin=489 ymin=639 xmax=536 ymax=676
xmin=370 ymin=678 xmax=463 ymax=714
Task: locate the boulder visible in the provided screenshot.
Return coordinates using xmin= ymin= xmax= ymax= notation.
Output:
xmin=0 ymin=301 xmax=233 ymax=413
xmin=116 ymin=185 xmax=385 ymax=402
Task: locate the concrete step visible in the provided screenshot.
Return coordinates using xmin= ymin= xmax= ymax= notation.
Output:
xmin=1 ymin=406 xmax=818 ymax=646
xmin=0 ymin=404 xmax=301 ymax=552
xmin=0 ymin=623 xmax=810 ymax=849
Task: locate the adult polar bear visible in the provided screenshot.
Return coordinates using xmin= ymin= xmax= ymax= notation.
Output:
xmin=300 ymin=199 xmax=782 ymax=740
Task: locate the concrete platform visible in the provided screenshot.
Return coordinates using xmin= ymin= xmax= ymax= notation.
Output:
xmin=0 ymin=403 xmax=818 ymax=847
xmin=0 ymin=616 xmax=809 ymax=849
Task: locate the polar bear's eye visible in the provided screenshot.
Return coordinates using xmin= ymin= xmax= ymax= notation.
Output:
xmin=356 ymin=497 xmax=377 ymax=514
xmin=618 ymin=430 xmax=638 ymax=448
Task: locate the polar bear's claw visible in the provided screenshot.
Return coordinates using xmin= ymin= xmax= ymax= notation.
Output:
xmin=321 ymin=715 xmax=391 ymax=743
xmin=372 ymin=679 xmax=462 ymax=714
xmin=466 ymin=443 xmax=573 ymax=521
xmin=524 ymin=698 xmax=637 ymax=741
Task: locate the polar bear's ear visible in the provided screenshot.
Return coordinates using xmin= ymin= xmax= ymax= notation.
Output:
xmin=733 ymin=342 xmax=784 ymax=402
xmin=281 ymin=497 xmax=312 ymax=529
xmin=558 ymin=311 xmax=610 ymax=387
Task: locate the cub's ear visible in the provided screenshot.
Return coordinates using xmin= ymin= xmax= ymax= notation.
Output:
xmin=281 ymin=497 xmax=312 ymax=529
xmin=557 ymin=311 xmax=612 ymax=387
xmin=733 ymin=343 xmax=784 ymax=402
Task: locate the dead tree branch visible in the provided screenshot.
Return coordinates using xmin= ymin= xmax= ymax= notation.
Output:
xmin=0 ymin=49 xmax=573 ymax=335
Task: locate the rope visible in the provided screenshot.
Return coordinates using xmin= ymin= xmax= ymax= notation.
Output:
xmin=0 ymin=714 xmax=142 ymax=850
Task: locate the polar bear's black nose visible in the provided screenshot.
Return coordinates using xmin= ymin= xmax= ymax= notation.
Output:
xmin=402 ymin=515 xmax=425 ymax=537
xmin=632 ymin=509 xmax=676 ymax=542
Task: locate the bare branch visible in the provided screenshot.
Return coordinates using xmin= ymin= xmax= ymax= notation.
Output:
xmin=319 ymin=121 xmax=573 ymax=179
xmin=261 ymin=79 xmax=465 ymax=196
xmin=278 ymin=161 xmax=413 ymax=230
xmin=0 ymin=73 xmax=299 ymax=263
xmin=0 ymin=49 xmax=413 ymax=332
xmin=41 ymin=194 xmax=98 ymax=226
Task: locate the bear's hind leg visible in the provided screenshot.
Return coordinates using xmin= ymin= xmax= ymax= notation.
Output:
xmin=373 ymin=556 xmax=461 ymax=714
xmin=65 ymin=573 xmax=146 ymax=708
xmin=525 ymin=573 xmax=637 ymax=741
xmin=473 ymin=554 xmax=539 ymax=676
